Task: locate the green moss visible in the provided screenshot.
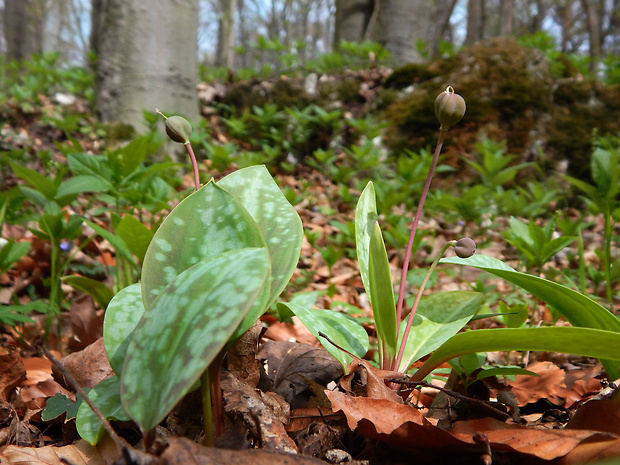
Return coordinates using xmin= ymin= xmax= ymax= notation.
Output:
xmin=384 ymin=63 xmax=438 ymax=89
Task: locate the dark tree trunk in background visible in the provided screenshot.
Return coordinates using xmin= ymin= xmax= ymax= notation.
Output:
xmin=464 ymin=0 xmax=485 ymax=45
xmin=90 ymin=0 xmax=199 ymax=129
xmin=334 ymin=0 xmax=374 ymax=45
xmin=3 ymin=0 xmax=44 ymax=60
xmin=428 ymin=0 xmax=458 ymax=59
xmin=581 ymin=0 xmax=601 ymax=74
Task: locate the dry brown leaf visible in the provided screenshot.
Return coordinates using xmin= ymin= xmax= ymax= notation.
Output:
xmin=508 ymin=361 xmax=568 ymax=406
xmin=257 ymin=341 xmax=342 ymax=409
xmin=54 ymin=337 xmax=113 ymax=390
xmin=0 ymin=351 xmax=26 ymax=402
xmin=450 ymin=417 xmax=610 ymax=461
xmin=558 ymin=436 xmax=620 ymax=464
xmin=0 ymin=439 xmax=105 ymax=465
xmin=221 ymin=371 xmax=298 ymax=453
xmin=159 ymin=436 xmax=326 ymax=465
xmin=566 ymin=395 xmax=620 ymax=435
xmin=339 ymin=359 xmax=403 ymax=403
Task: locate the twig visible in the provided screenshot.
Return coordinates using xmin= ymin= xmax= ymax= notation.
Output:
xmin=38 ymin=344 xmax=128 ymax=452
xmin=388 ymin=378 xmax=511 ymax=421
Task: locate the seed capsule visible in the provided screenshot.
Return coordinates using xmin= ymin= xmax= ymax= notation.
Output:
xmin=164 ymin=115 xmax=192 ymax=144
xmin=435 ymin=86 xmax=466 ymax=130
xmin=454 ymin=237 xmax=476 ymax=258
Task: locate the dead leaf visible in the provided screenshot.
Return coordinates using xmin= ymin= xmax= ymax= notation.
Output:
xmin=159 ymin=436 xmax=326 ymax=465
xmin=508 ymin=361 xmax=568 ymax=406
xmin=221 ymin=371 xmax=298 ymax=453
xmin=0 ymin=351 xmax=26 ymax=402
xmin=258 ymin=341 xmax=342 ymax=409
xmin=53 ymin=337 xmax=113 ymax=390
xmin=68 ymin=294 xmax=104 ymax=350
xmin=227 ymin=320 xmax=263 ymax=387
xmin=339 ymin=359 xmax=403 ymax=403
xmin=566 ymin=395 xmax=620 ymax=435
xmin=0 ymin=438 xmax=106 ymax=464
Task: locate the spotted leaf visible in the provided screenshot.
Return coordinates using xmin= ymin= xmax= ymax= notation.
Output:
xmin=121 ymin=247 xmax=270 ymax=433
xmin=141 ymin=180 xmax=266 ymax=309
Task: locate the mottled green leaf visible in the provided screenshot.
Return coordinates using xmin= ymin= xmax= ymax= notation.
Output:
xmin=141 ymin=180 xmax=266 ymax=309
xmin=121 ymin=248 xmax=270 ymax=432
xmin=76 ymin=376 xmax=129 ymax=445
xmin=414 ymin=327 xmax=620 ymax=381
xmin=103 ymin=283 xmax=144 ymax=376
xmin=217 ymin=165 xmax=303 ymax=308
xmin=280 ymin=302 xmax=369 ymax=372
xmin=397 ymin=291 xmax=482 ymax=372
xmin=440 ymin=254 xmax=620 ymax=377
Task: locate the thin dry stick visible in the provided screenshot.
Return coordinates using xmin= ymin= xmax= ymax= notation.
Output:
xmin=39 ymin=345 xmax=128 ymax=452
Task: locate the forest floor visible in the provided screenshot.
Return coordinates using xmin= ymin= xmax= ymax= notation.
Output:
xmin=0 ymin=85 xmax=619 ymax=465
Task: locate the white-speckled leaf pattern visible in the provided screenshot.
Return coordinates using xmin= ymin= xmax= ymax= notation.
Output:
xmin=141 ymin=181 xmax=266 ymax=309
xmin=103 ymin=283 xmax=144 ymax=376
xmin=120 ymin=247 xmax=270 ymax=433
xmin=217 ymin=165 xmax=302 ymax=308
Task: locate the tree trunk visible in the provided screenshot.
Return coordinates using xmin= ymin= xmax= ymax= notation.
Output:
xmin=3 ymin=0 xmax=44 ymax=60
xmin=369 ymin=0 xmax=433 ymax=64
xmin=334 ymin=0 xmax=374 ymax=45
xmin=499 ymin=0 xmax=513 ymax=36
xmin=428 ymin=0 xmax=458 ymax=59
xmin=216 ymin=0 xmax=237 ymax=68
xmin=91 ymin=0 xmax=199 ymax=128
xmin=464 ymin=0 xmax=484 ymax=46
xmin=580 ymin=0 xmax=602 ymax=75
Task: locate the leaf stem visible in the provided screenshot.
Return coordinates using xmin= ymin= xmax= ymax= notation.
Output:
xmin=395 ymin=129 xmax=447 ymax=339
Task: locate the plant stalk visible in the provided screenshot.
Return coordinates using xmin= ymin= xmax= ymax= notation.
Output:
xmin=200 ymin=351 xmax=226 ymax=446
xmin=395 ymin=128 xmax=447 ymax=337
xmin=394 ymin=241 xmax=454 ymax=371
xmin=185 ymin=142 xmax=201 ymax=191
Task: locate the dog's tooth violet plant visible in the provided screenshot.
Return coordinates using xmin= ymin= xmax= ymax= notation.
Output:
xmin=71 ymin=112 xmax=303 ymax=448
xmin=64 ymin=90 xmax=620 ymax=450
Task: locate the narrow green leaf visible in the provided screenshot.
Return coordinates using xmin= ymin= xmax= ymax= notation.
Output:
xmin=355 ymin=182 xmax=378 ymax=298
xmin=440 ymin=254 xmax=620 ymax=376
xmin=121 ymin=248 xmax=270 ymax=433
xmin=414 ymin=327 xmax=620 ymax=381
xmin=114 ymin=214 xmax=153 ymax=263
xmin=476 ymin=367 xmax=539 ymax=381
xmin=280 ymin=302 xmax=369 ymax=372
xmin=217 ymin=165 xmax=303 ymax=334
xmin=368 ymin=221 xmax=397 ymax=359
xmin=83 ymin=219 xmax=137 ymax=265
xmin=0 ymin=240 xmax=30 ymax=273
xmin=76 ymin=376 xmax=129 ymax=445
xmin=67 ymin=153 xmax=113 ymax=180
xmin=141 ymin=180 xmax=266 ymax=308
xmin=102 ymin=283 xmax=144 ymax=376
xmin=62 ymin=276 xmax=115 ymax=310
xmin=397 ymin=291 xmax=482 ymax=372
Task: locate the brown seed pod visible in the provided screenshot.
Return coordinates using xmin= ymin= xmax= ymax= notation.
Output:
xmin=455 ymin=237 xmax=476 ymax=258
xmin=435 ymin=86 xmax=466 ymax=130
xmin=165 ymin=115 xmax=192 ymax=144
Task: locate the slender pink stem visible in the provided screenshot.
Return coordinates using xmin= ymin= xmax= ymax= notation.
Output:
xmin=185 ymin=142 xmax=200 ymax=191
xmin=394 ymin=241 xmax=453 ymax=371
xmin=393 ymin=128 xmax=447 ymax=369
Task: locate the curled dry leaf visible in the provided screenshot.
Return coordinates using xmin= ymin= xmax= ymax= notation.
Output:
xmin=159 ymin=436 xmax=327 ymax=465
xmin=0 ymin=351 xmax=26 ymax=402
xmin=327 ymin=390 xmax=620 ymax=461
